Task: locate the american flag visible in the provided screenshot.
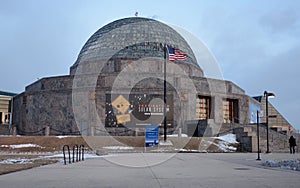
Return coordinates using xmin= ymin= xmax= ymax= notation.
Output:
xmin=167 ymin=46 xmax=186 ymax=62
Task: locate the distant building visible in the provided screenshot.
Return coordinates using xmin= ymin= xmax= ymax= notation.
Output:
xmin=12 ymin=17 xmax=294 ymax=136
xmin=0 ymin=91 xmax=16 ymax=125
xmin=253 ymin=96 xmax=294 ymax=134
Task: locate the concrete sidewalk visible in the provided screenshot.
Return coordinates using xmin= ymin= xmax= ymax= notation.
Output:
xmin=0 ymin=153 xmax=299 ymax=188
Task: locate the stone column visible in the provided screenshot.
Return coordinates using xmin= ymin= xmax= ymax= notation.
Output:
xmin=210 ymin=95 xmax=223 ymax=136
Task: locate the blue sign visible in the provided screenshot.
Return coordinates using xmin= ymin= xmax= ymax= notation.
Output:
xmin=249 ymin=102 xmax=261 ymax=123
xmin=145 ymin=126 xmax=159 ymax=147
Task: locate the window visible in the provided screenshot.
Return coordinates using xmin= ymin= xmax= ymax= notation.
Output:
xmin=4 ymin=113 xmax=11 ymax=124
xmin=196 ymin=96 xmax=210 ymax=120
xmin=222 ymin=99 xmax=239 ymax=123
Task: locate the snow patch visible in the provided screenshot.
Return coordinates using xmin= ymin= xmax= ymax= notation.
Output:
xmin=205 ymin=133 xmax=239 ymax=152
xmin=215 ymin=134 xmax=238 ymax=144
xmin=56 ymin=136 xmax=79 ymax=139
xmin=160 ymin=134 xmax=188 ymax=138
xmin=103 ymin=146 xmax=134 ymax=150
xmin=217 ymin=141 xmax=237 ymax=152
xmin=0 ymin=158 xmax=33 ymax=164
xmin=262 ymin=159 xmax=300 ymax=171
xmin=0 ymin=144 xmax=45 ymax=149
xmin=159 ymin=140 xmax=173 ymax=146
xmin=175 ymin=148 xmax=201 ymax=152
xmin=45 ymin=153 xmax=117 ymax=159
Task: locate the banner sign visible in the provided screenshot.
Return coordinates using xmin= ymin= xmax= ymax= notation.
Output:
xmin=249 ymin=102 xmax=261 ymax=123
xmin=145 ymin=126 xmax=159 ymax=147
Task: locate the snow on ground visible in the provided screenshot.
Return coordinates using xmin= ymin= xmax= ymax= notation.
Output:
xmin=206 ymin=141 xmax=237 ymax=152
xmin=160 ymin=134 xmax=188 ymax=138
xmin=0 ymin=153 xmax=115 ymax=165
xmin=216 ymin=134 xmax=239 ymax=144
xmin=175 ymin=148 xmax=201 ymax=152
xmin=262 ymin=159 xmax=300 ymax=171
xmin=207 ymin=133 xmax=239 ymax=152
xmin=0 ymin=158 xmax=33 ymax=164
xmin=56 ymin=136 xmax=80 ymax=139
xmin=0 ymin=144 xmax=45 ymax=149
xmin=215 ymin=141 xmax=237 ymax=152
xmin=47 ymin=153 xmax=117 ymax=159
xmin=103 ymin=146 xmax=134 ymax=150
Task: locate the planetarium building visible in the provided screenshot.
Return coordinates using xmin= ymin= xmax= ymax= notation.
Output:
xmin=12 ymin=17 xmax=287 ymax=137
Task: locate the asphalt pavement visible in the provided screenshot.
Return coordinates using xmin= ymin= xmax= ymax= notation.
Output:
xmin=0 ymin=153 xmax=299 ymax=188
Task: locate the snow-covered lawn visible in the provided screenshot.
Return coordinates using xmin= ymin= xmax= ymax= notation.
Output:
xmin=262 ymin=159 xmax=300 ymax=171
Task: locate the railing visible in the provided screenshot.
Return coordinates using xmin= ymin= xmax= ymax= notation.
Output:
xmin=63 ymin=144 xmax=84 ymax=165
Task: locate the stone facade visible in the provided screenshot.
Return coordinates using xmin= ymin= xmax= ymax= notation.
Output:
xmin=12 ymin=70 xmax=253 ymax=136
xmin=259 ymin=97 xmax=294 ymax=133
xmin=0 ymin=91 xmax=15 ymax=125
xmin=13 ymin=17 xmax=261 ymax=136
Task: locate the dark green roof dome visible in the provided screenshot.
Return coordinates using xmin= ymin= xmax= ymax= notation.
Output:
xmin=71 ymin=17 xmax=200 ymax=73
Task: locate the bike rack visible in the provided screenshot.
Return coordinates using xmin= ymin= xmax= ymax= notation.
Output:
xmin=63 ymin=145 xmax=71 ymax=165
xmin=79 ymin=144 xmax=84 ymax=161
xmin=63 ymin=144 xmax=84 ymax=165
xmin=72 ymin=144 xmax=79 ymax=162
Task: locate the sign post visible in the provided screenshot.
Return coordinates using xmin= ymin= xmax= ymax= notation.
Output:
xmin=145 ymin=126 xmax=159 ymax=147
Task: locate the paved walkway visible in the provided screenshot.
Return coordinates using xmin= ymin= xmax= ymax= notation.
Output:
xmin=0 ymin=153 xmax=299 ymax=188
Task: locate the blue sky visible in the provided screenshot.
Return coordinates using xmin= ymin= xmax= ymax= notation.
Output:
xmin=1 ymin=0 xmax=299 ymax=130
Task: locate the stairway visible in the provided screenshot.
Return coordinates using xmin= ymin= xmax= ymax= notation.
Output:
xmin=234 ymin=125 xmax=290 ymax=153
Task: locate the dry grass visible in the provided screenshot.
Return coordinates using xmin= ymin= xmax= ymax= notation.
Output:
xmin=0 ymin=136 xmax=88 ymax=175
xmin=0 ymin=135 xmax=237 ymax=175
xmin=0 ymin=154 xmax=58 ymax=175
xmin=0 ymin=136 xmax=89 ymax=152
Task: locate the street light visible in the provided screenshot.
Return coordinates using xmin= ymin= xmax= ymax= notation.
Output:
xmin=264 ymin=90 xmax=275 ymax=153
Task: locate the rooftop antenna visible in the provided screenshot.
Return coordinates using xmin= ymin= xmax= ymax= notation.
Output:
xmin=135 ymin=12 xmax=138 ymax=17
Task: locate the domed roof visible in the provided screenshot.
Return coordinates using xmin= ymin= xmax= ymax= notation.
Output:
xmin=71 ymin=17 xmax=200 ymax=72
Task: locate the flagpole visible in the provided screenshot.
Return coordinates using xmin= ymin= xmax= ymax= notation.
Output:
xmin=163 ymin=44 xmax=167 ymax=141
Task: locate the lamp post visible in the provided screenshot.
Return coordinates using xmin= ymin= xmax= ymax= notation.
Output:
xmin=264 ymin=90 xmax=275 ymax=153
xmin=256 ymin=110 xmax=261 ymax=161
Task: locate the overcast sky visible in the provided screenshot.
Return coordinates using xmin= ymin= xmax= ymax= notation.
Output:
xmin=1 ymin=0 xmax=299 ymax=130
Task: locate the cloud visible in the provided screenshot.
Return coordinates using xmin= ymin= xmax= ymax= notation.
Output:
xmin=259 ymin=9 xmax=300 ymax=35
xmin=148 ymin=15 xmax=160 ymax=20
